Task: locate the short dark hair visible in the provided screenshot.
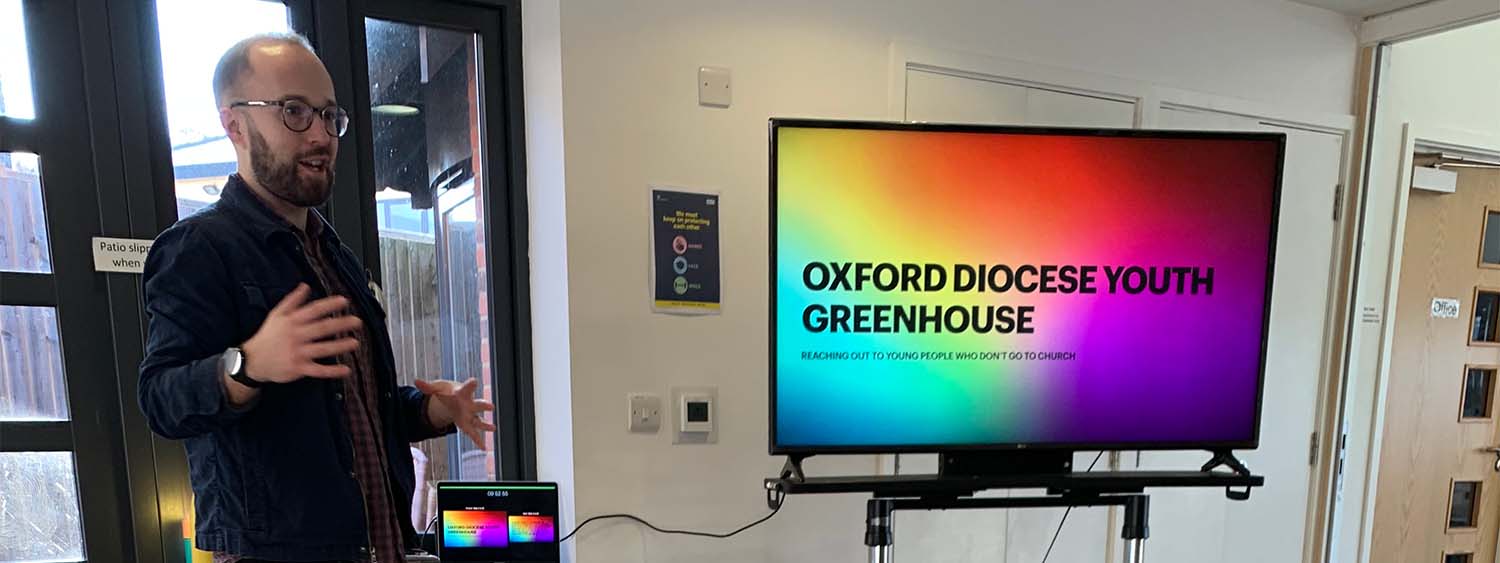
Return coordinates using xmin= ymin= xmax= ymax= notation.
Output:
xmin=212 ymin=32 xmax=316 ymax=107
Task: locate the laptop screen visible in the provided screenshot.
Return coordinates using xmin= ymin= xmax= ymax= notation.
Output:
xmin=437 ymin=482 xmax=561 ymax=563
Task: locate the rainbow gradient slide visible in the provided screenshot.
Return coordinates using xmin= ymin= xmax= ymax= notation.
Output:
xmin=774 ymin=123 xmax=1280 ymax=450
xmin=442 ymin=510 xmax=510 ymax=548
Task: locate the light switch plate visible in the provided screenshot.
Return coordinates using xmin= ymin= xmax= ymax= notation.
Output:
xmin=671 ymin=385 xmax=718 ymax=444
xmin=628 ymin=393 xmax=662 ymax=433
xmin=698 ymin=66 xmax=731 ymax=108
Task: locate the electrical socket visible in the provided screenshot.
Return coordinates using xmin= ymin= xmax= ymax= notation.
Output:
xmin=698 ymin=66 xmax=731 ymax=108
xmin=628 ymin=393 xmax=662 ymax=433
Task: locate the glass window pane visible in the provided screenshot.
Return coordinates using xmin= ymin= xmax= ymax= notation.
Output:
xmin=0 ymin=452 xmax=84 ymax=562
xmin=0 ymin=153 xmax=52 ymax=274
xmin=1447 ymin=554 xmax=1474 ymax=563
xmin=365 ymin=18 xmax=495 ymax=532
xmin=1461 ymin=367 xmax=1494 ymax=419
xmin=155 ymin=0 xmax=290 ymax=219
xmin=1450 ymin=481 xmax=1480 ymax=528
xmin=0 ymin=305 xmax=68 ymax=422
xmin=1483 ymin=210 xmax=1500 ymax=266
xmin=1474 ymin=291 xmax=1500 ymax=343
xmin=0 ymin=0 xmax=36 ymax=120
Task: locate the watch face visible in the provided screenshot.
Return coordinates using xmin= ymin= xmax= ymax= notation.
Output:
xmin=225 ymin=348 xmax=244 ymax=376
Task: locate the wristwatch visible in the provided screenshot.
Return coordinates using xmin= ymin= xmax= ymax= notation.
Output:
xmin=222 ymin=347 xmax=262 ymax=388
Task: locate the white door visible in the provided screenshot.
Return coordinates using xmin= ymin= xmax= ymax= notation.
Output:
xmin=1134 ymin=107 xmax=1344 ymax=563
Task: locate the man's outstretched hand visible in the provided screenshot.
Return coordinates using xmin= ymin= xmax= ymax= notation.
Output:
xmin=243 ymin=283 xmax=362 ymax=384
xmin=227 ymin=284 xmax=361 ymax=406
xmin=415 ymin=378 xmax=497 ymax=449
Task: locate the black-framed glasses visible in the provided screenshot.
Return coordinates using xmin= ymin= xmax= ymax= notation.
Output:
xmin=230 ymin=99 xmax=349 ymax=137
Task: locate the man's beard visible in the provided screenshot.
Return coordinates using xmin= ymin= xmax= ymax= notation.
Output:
xmin=248 ymin=122 xmax=334 ymax=207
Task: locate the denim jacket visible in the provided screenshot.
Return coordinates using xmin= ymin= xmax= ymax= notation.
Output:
xmin=138 ymin=174 xmax=449 ymax=561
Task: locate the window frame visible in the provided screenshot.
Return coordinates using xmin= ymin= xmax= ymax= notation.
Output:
xmin=343 ymin=0 xmax=536 ymax=481
xmin=1 ymin=1 xmax=143 ymax=561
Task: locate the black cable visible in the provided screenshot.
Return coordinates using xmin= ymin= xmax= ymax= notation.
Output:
xmin=1040 ymin=452 xmax=1106 ymax=563
xmin=405 ymin=514 xmax=440 ymax=557
xmin=559 ymin=490 xmax=787 ymax=543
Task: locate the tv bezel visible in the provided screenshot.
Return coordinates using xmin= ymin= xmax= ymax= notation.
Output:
xmin=767 ymin=118 xmax=1286 ymax=456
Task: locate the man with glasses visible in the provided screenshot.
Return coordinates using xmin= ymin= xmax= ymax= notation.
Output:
xmin=139 ymin=32 xmax=494 ymax=563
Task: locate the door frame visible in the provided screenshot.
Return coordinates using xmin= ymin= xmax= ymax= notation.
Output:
xmin=336 ymin=0 xmax=536 ymax=482
xmin=1357 ymin=0 xmax=1499 ymax=45
xmin=1358 ymin=122 xmax=1500 ymax=563
xmin=882 ymin=41 xmax=1359 ymax=563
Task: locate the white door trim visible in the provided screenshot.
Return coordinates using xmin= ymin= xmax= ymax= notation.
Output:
xmin=1355 ymin=122 xmax=1500 ymax=563
xmin=1358 ymin=0 xmax=1500 ymax=46
xmin=885 ymin=40 xmax=1356 ymax=563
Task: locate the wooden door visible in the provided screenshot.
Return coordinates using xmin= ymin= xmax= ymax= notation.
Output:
xmin=1372 ymin=167 xmax=1500 ymax=563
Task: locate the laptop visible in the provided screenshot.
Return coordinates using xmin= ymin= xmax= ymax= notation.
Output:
xmin=436 ymin=481 xmax=561 ymax=563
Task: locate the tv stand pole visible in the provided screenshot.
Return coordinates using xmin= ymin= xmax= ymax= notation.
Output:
xmin=864 ymin=493 xmax=1151 ymax=563
xmin=1121 ymin=495 xmax=1149 ymax=563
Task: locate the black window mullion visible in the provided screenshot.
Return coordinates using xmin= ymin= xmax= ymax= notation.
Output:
xmin=120 ymin=2 xmax=200 ymax=562
xmin=0 ymin=117 xmax=43 ymax=153
xmin=108 ymin=1 xmax=164 ymax=242
xmin=0 ymin=272 xmax=58 ymax=306
xmin=311 ymin=0 xmax=378 ymax=268
xmin=0 ymin=421 xmax=73 ymax=452
xmin=133 ymin=0 xmax=180 ymax=233
xmin=24 ymin=0 xmax=136 ymax=561
xmin=286 ymin=0 xmax=314 ymax=36
xmin=478 ymin=2 xmax=536 ymax=482
xmin=80 ymin=0 xmax=183 ymax=561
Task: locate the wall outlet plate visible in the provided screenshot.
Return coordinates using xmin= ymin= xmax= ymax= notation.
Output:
xmin=671 ymin=385 xmax=718 ymax=444
xmin=628 ymin=393 xmax=662 ymax=433
xmin=698 ymin=66 xmax=731 ymax=108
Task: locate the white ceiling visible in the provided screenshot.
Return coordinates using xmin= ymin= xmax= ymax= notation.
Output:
xmin=1290 ymin=0 xmax=1438 ymax=17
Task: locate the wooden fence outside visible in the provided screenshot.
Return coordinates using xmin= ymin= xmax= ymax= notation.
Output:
xmin=0 ymin=164 xmax=68 ymax=421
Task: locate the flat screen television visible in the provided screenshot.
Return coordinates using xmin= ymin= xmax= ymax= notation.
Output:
xmin=770 ymin=119 xmax=1284 ymax=455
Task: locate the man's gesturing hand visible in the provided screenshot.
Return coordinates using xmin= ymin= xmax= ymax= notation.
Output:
xmin=415 ymin=378 xmax=497 ymax=449
xmin=242 ymin=283 xmax=363 ymax=384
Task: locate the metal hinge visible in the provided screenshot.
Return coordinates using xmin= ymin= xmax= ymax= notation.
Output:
xmin=1332 ymin=183 xmax=1344 ymax=222
xmin=1309 ymin=431 xmax=1320 ymax=466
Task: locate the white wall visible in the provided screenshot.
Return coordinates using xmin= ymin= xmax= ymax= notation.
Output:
xmin=540 ymin=1 xmax=1359 ymax=562
xmin=1336 ymin=19 xmax=1500 ymax=563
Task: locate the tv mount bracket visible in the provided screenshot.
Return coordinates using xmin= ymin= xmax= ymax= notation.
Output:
xmin=1201 ymin=449 xmax=1254 ymax=501
xmin=779 ymin=454 xmax=810 ymax=484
